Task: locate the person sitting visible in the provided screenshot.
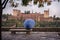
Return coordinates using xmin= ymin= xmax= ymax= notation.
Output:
xmin=23 ymin=19 xmax=35 ymax=34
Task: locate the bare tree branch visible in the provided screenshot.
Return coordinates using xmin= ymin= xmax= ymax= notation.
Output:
xmin=2 ymin=0 xmax=6 ymax=5
xmin=2 ymin=0 xmax=8 ymax=9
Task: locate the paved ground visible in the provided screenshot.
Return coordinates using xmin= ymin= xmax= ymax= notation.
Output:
xmin=1 ymin=32 xmax=60 ymax=40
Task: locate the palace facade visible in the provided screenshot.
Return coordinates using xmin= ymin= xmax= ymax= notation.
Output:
xmin=9 ymin=9 xmax=53 ymax=22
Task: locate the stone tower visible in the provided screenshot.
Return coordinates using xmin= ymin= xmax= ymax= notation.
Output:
xmin=44 ymin=9 xmax=49 ymax=18
xmin=13 ymin=9 xmax=20 ymax=16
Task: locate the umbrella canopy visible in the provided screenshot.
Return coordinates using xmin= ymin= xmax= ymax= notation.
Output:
xmin=23 ymin=19 xmax=35 ymax=29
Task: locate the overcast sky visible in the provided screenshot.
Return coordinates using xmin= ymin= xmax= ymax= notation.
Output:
xmin=2 ymin=0 xmax=60 ymax=17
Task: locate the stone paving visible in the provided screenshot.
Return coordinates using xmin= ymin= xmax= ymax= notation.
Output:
xmin=1 ymin=32 xmax=60 ymax=40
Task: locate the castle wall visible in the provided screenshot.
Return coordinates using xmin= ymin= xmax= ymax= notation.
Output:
xmin=44 ymin=10 xmax=49 ymax=18
xmin=12 ymin=9 xmax=53 ymax=22
xmin=13 ymin=9 xmax=20 ymax=16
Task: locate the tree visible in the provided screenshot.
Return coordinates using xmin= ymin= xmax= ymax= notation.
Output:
xmin=25 ymin=11 xmax=30 ymax=14
xmin=2 ymin=0 xmax=19 ymax=9
xmin=58 ymin=0 xmax=60 ymax=2
xmin=22 ymin=0 xmax=52 ymax=7
xmin=22 ymin=0 xmax=60 ymax=7
xmin=1 ymin=0 xmax=60 ymax=9
xmin=53 ymin=15 xmax=56 ymax=20
xmin=2 ymin=0 xmax=8 ymax=9
xmin=9 ymin=0 xmax=19 ymax=7
xmin=22 ymin=0 xmax=32 ymax=6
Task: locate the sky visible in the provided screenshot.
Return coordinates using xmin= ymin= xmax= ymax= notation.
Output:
xmin=2 ymin=0 xmax=60 ymax=17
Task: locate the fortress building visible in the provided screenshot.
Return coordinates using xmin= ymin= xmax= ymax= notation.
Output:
xmin=9 ymin=9 xmax=53 ymax=22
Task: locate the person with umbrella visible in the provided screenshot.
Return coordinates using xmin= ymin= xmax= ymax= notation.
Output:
xmin=23 ymin=19 xmax=35 ymax=35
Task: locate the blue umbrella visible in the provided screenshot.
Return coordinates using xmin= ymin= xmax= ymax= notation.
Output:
xmin=23 ymin=19 xmax=35 ymax=29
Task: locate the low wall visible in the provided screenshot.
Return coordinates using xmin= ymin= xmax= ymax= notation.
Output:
xmin=1 ymin=27 xmax=60 ymax=32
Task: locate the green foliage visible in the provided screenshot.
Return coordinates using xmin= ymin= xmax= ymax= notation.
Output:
xmin=2 ymin=18 xmax=24 ymax=27
xmin=9 ymin=0 xmax=60 ymax=7
xmin=9 ymin=0 xmax=18 ymax=7
xmin=2 ymin=14 xmax=12 ymax=20
xmin=35 ymin=21 xmax=40 ymax=27
xmin=2 ymin=14 xmax=7 ymax=19
xmin=2 ymin=19 xmax=17 ymax=27
xmin=34 ymin=0 xmax=37 ymax=4
xmin=38 ymin=3 xmax=44 ymax=7
xmin=40 ymin=21 xmax=60 ymax=27
xmin=11 ymin=2 xmax=18 ymax=7
xmin=6 ymin=19 xmax=17 ymax=23
xmin=22 ymin=0 xmax=51 ymax=7
xmin=35 ymin=21 xmax=60 ymax=27
xmin=22 ymin=0 xmax=30 ymax=6
xmin=40 ymin=21 xmax=48 ymax=27
xmin=16 ymin=22 xmax=23 ymax=27
xmin=44 ymin=0 xmax=48 ymax=2
xmin=25 ymin=11 xmax=30 ymax=14
xmin=47 ymin=1 xmax=51 ymax=6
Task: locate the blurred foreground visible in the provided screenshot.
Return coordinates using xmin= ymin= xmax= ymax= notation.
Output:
xmin=1 ymin=32 xmax=60 ymax=40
